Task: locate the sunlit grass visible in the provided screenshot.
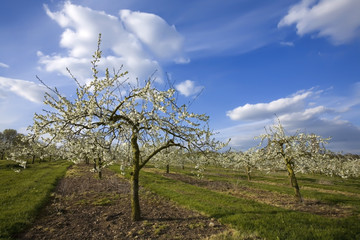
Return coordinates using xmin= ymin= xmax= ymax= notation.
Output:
xmin=0 ymin=160 xmax=72 ymax=239
xmin=169 ymin=165 xmax=360 ymax=211
xmin=110 ymin=164 xmax=360 ymax=240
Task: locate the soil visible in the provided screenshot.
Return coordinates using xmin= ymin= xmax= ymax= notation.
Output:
xmin=16 ymin=164 xmax=227 ymax=240
xmin=159 ymin=171 xmax=354 ymax=218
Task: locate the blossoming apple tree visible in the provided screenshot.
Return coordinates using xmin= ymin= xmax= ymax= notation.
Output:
xmin=223 ymin=148 xmax=260 ymax=181
xmin=256 ymin=120 xmax=330 ymax=202
xmin=31 ymin=35 xmax=225 ymax=221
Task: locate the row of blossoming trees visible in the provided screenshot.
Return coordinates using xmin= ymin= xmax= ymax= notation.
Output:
xmin=0 ymin=129 xmax=62 ymax=168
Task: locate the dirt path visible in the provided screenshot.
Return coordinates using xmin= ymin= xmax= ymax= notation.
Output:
xmin=17 ymin=164 xmax=226 ymax=240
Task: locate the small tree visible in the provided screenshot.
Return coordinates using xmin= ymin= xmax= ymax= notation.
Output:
xmin=224 ymin=148 xmax=259 ymax=181
xmin=257 ymin=120 xmax=330 ymax=202
xmin=0 ymin=129 xmax=19 ymax=160
xmin=152 ymin=146 xmax=184 ymax=173
xmin=62 ymin=132 xmax=117 ymax=178
xmin=32 ymin=34 xmax=225 ymax=221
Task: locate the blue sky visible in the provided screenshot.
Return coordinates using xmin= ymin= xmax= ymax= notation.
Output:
xmin=1 ymin=0 xmax=360 ymax=153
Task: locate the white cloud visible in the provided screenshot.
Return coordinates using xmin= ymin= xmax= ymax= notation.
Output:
xmin=40 ymin=2 xmax=187 ymax=84
xmin=175 ymin=80 xmax=204 ymax=97
xmin=0 ymin=77 xmax=46 ymax=103
xmin=222 ymin=86 xmax=360 ymax=153
xmin=280 ymin=41 xmax=294 ymax=46
xmin=0 ymin=62 xmax=9 ymax=68
xmin=279 ymin=105 xmax=329 ymax=122
xmin=279 ymin=0 xmax=360 ymax=44
xmin=226 ymin=91 xmax=312 ymax=121
xmin=120 ymin=9 xmax=186 ymax=61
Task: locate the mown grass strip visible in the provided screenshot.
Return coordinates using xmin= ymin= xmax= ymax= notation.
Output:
xmin=0 ymin=160 xmax=72 ymax=239
xmin=110 ymin=165 xmax=360 ymax=240
xmin=173 ymin=165 xmax=360 ymax=195
xmin=210 ymin=174 xmax=360 ymax=210
xmin=169 ymin=166 xmax=360 ymax=211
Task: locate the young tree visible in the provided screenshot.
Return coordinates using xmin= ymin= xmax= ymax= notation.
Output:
xmin=257 ymin=120 xmax=330 ymax=202
xmin=0 ymin=129 xmax=19 ymax=160
xmin=32 ymin=34 xmax=225 ymax=221
xmin=63 ymin=134 xmax=117 ymax=178
xmin=151 ymin=146 xmax=191 ymax=173
xmin=224 ymin=148 xmax=259 ymax=181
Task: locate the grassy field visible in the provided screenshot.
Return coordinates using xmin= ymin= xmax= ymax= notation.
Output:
xmin=1 ymin=160 xmax=359 ymax=239
xmin=0 ymin=160 xmax=72 ymax=240
xmin=174 ymin=166 xmax=360 ymax=209
xmin=110 ymin=164 xmax=360 ymax=240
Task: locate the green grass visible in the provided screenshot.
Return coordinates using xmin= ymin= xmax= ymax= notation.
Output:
xmin=110 ymin=164 xmax=360 ymax=240
xmin=169 ymin=165 xmax=360 ymax=211
xmin=0 ymin=160 xmax=72 ymax=239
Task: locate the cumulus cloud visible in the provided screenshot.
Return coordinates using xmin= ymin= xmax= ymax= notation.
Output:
xmin=278 ymin=0 xmax=360 ymax=44
xmin=279 ymin=106 xmax=329 ymax=122
xmin=120 ymin=9 xmax=186 ymax=61
xmin=226 ymin=91 xmax=312 ymax=121
xmin=40 ymin=2 xmax=187 ymax=84
xmin=0 ymin=77 xmax=46 ymax=103
xmin=222 ymin=86 xmax=360 ymax=153
xmin=175 ymin=80 xmax=204 ymax=97
xmin=0 ymin=62 xmax=9 ymax=68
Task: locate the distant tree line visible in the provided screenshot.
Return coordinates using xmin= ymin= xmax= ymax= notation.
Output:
xmin=0 ymin=129 xmax=64 ymax=168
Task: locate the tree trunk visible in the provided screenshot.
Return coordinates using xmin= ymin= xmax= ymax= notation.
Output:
xmin=131 ymin=166 xmax=141 ymax=221
xmin=32 ymin=155 xmax=36 ymax=164
xmin=285 ymin=160 xmax=302 ymax=202
xmin=166 ymin=164 xmax=170 ymax=173
xmin=98 ymin=157 xmax=102 ymax=179
xmin=131 ymin=130 xmax=141 ymax=221
xmin=93 ymin=159 xmax=97 ymax=172
xmin=245 ymin=166 xmax=251 ymax=181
